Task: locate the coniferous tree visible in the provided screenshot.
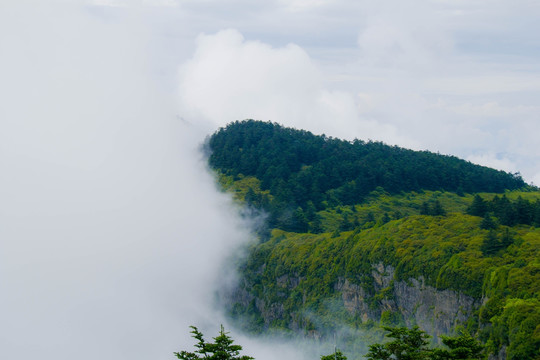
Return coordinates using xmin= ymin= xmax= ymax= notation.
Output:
xmin=366 ymin=326 xmax=431 ymax=360
xmin=467 ymin=195 xmax=488 ymax=217
xmin=420 ymin=201 xmax=430 ymax=215
xmin=534 ymin=200 xmax=540 ymax=226
xmin=310 ymin=214 xmax=323 ymax=234
xmin=500 ymin=227 xmax=514 ymax=249
xmin=305 ymin=201 xmax=317 ymax=221
xmin=291 ymin=207 xmax=309 ymax=233
xmin=321 ymin=349 xmax=347 ymax=360
xmin=339 ymin=213 xmax=353 ymax=231
xmin=365 ymin=212 xmax=375 ymax=224
xmin=431 ymin=200 xmax=446 ymax=216
xmin=480 ymin=212 xmax=497 ymax=230
xmin=365 ymin=327 xmax=484 ymax=360
xmin=481 ymin=230 xmax=503 ymax=256
xmin=432 ymin=333 xmax=484 ymax=360
xmin=175 ymin=326 xmax=253 ymax=360
xmin=515 ymin=196 xmax=532 ymax=224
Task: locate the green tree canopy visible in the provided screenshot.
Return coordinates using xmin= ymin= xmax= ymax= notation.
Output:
xmin=175 ymin=326 xmax=254 ymax=360
xmin=365 ymin=326 xmax=484 ymax=360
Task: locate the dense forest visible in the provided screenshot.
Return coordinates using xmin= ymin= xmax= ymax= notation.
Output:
xmin=206 ymin=120 xmax=540 ymax=360
xmin=207 ymin=120 xmax=527 ymax=233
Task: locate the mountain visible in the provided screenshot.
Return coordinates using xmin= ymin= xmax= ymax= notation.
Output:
xmin=206 ymin=120 xmax=540 ymax=360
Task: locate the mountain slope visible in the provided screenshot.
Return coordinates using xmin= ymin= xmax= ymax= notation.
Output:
xmin=206 ymin=120 xmax=540 ymax=360
xmin=207 ymin=120 xmax=526 ymax=233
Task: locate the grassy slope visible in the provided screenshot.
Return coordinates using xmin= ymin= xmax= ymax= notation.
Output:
xmin=219 ymin=174 xmax=540 ymax=359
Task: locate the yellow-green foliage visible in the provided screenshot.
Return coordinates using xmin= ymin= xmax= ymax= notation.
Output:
xmin=217 ymin=173 xmax=273 ymax=203
xmin=231 ymin=188 xmax=540 ymax=359
xmin=319 ymin=190 xmax=473 ymax=232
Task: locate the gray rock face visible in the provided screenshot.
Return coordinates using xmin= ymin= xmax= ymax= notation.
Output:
xmin=335 ymin=263 xmax=478 ymax=339
xmin=227 ymin=262 xmax=480 ymax=350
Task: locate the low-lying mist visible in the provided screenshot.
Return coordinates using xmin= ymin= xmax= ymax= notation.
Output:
xmin=0 ymin=3 xmax=311 ymax=360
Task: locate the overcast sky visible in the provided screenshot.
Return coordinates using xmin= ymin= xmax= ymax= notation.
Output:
xmin=1 ymin=1 xmax=539 ymax=360
xmin=75 ymin=0 xmax=540 ymax=182
xmin=158 ymin=0 xmax=539 ymax=183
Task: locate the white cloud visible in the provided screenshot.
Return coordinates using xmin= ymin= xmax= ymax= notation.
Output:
xmin=0 ymin=4 xmax=260 ymax=360
xmin=466 ymin=153 xmax=518 ymax=174
xmin=177 ymin=29 xmax=417 ymax=146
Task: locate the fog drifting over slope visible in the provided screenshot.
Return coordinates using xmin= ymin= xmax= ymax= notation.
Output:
xmin=2 ymin=1 xmax=539 ymax=359
xmin=0 ymin=3 xmax=304 ymax=360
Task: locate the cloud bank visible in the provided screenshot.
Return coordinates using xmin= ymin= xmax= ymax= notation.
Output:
xmin=177 ymin=29 xmax=415 ymax=147
xmin=173 ymin=1 xmax=540 ymax=184
xmin=0 ymin=3 xmax=268 ymax=360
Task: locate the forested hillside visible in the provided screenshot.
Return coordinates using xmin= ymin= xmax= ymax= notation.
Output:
xmin=206 ymin=120 xmax=540 ymax=360
xmin=207 ymin=120 xmax=526 ymax=233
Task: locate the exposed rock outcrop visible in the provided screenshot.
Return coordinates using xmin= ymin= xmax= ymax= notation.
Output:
xmin=335 ymin=263 xmax=478 ymax=339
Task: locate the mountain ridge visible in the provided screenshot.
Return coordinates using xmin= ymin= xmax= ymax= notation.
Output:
xmin=206 ymin=120 xmax=540 ymax=360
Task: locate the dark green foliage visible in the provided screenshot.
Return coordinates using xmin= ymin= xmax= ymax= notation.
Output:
xmin=174 ymin=325 xmax=253 ymax=360
xmin=421 ymin=201 xmax=430 ymax=215
xmin=310 ymin=214 xmax=324 ymax=233
xmin=467 ymin=195 xmax=488 ymax=217
xmin=321 ymin=349 xmax=347 ymax=360
xmin=208 ymin=120 xmax=525 ymax=231
xmin=480 ymin=213 xmax=497 ymax=230
xmin=481 ymin=229 xmax=514 ymax=256
xmin=432 ymin=200 xmax=446 ymax=216
xmin=481 ymin=230 xmax=502 ymax=256
xmin=365 ymin=327 xmax=484 ymax=360
xmin=467 ymin=194 xmax=540 ymax=228
xmin=420 ymin=199 xmax=447 ymax=216
xmin=433 ymin=333 xmax=484 ymax=359
xmin=534 ymin=200 xmax=540 ymax=226
xmin=365 ymin=326 xmax=431 ymax=360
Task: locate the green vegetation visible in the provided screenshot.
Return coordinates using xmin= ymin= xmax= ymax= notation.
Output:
xmin=208 ymin=120 xmax=527 ymax=232
xmin=365 ymin=326 xmax=484 ymax=360
xmin=321 ymin=349 xmax=348 ymax=360
xmin=176 ymin=326 xmax=484 ymax=360
xmin=206 ymin=120 xmax=540 ymax=359
xmin=175 ymin=325 xmax=253 ymax=360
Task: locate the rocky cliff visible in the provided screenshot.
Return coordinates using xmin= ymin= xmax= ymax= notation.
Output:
xmin=227 ymin=262 xmax=478 ymax=342
xmin=336 ymin=263 xmax=478 ymax=339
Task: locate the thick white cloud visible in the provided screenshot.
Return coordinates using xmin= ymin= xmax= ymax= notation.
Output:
xmin=169 ymin=0 xmax=540 ymax=183
xmin=0 ymin=3 xmax=263 ymax=360
xmin=177 ymin=29 xmax=416 ymax=147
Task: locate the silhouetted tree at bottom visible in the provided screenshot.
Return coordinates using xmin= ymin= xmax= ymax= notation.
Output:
xmin=175 ymin=325 xmax=253 ymax=360
xmin=321 ymin=349 xmax=347 ymax=360
xmin=365 ymin=326 xmax=484 ymax=360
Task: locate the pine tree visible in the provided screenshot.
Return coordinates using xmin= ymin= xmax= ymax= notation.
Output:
xmin=366 ymin=326 xmax=431 ymax=360
xmin=481 ymin=230 xmax=502 ymax=256
xmin=480 ymin=212 xmax=497 ymax=230
xmin=365 ymin=326 xmax=484 ymax=360
xmin=420 ymin=201 xmax=430 ymax=215
xmin=310 ymin=214 xmax=323 ymax=234
xmin=321 ymin=349 xmax=347 ymax=360
xmin=431 ymin=200 xmax=446 ymax=216
xmin=467 ymin=194 xmax=487 ymax=217
xmin=174 ymin=325 xmax=253 ymax=360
